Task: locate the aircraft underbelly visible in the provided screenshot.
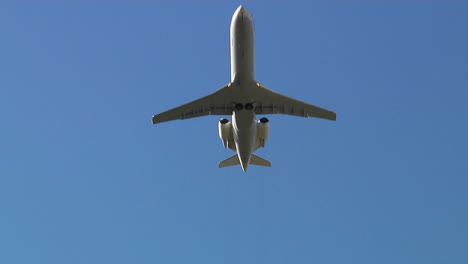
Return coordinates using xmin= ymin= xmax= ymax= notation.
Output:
xmin=233 ymin=111 xmax=256 ymax=165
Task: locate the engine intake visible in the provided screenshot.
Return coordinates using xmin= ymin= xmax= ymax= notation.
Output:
xmin=218 ymin=118 xmax=232 ymax=148
xmin=257 ymin=117 xmax=270 ymax=147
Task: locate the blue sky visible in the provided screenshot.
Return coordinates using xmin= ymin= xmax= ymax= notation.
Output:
xmin=1 ymin=1 xmax=467 ymax=263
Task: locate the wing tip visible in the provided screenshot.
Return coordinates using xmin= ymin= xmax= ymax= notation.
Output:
xmin=152 ymin=115 xmax=159 ymax=124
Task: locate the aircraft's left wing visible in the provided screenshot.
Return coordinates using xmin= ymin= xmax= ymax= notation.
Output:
xmin=152 ymin=84 xmax=234 ymax=124
xmin=253 ymin=83 xmax=336 ymax=121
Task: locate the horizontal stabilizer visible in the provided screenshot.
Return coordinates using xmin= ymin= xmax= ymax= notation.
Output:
xmin=250 ymin=154 xmax=271 ymax=167
xmin=218 ymin=155 xmax=240 ymax=168
xmin=218 ymin=154 xmax=271 ymax=168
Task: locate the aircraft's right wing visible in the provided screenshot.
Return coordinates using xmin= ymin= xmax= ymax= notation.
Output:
xmin=152 ymin=84 xmax=234 ymax=124
xmin=253 ymin=83 xmax=336 ymax=121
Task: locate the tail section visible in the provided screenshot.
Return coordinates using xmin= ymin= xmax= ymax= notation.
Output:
xmin=218 ymin=154 xmax=271 ymax=169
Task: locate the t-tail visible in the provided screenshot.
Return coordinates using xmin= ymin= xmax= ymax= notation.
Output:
xmin=219 ymin=154 xmax=271 ymax=171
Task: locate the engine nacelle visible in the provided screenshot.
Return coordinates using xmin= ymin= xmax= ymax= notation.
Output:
xmin=218 ymin=118 xmax=232 ymax=148
xmin=257 ymin=117 xmax=270 ymax=147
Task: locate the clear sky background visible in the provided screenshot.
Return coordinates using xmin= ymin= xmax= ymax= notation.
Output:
xmin=1 ymin=1 xmax=467 ymax=263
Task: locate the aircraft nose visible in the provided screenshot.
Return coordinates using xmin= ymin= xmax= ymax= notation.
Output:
xmin=235 ymin=5 xmax=253 ymax=21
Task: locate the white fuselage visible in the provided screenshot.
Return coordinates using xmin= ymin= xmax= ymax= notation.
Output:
xmin=230 ymin=6 xmax=258 ymax=171
xmin=230 ymin=6 xmax=255 ymax=84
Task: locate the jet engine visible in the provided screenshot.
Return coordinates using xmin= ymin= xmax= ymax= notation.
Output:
xmin=218 ymin=118 xmax=232 ymax=148
xmin=257 ymin=117 xmax=270 ymax=148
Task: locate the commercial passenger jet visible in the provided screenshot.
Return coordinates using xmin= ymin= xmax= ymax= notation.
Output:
xmin=152 ymin=6 xmax=336 ymax=171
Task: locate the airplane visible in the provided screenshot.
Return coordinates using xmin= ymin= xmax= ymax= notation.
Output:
xmin=152 ymin=5 xmax=336 ymax=171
